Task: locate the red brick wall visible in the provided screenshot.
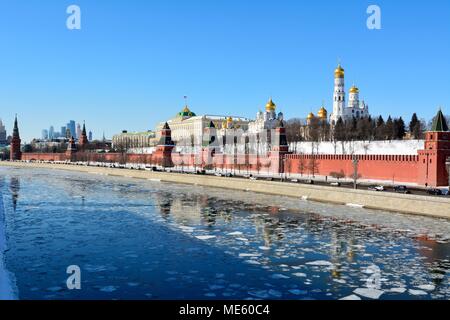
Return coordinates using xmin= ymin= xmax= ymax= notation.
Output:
xmin=285 ymin=154 xmax=420 ymax=184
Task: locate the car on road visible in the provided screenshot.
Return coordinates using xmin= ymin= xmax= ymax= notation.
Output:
xmin=330 ymin=182 xmax=341 ymax=187
xmin=427 ymin=188 xmax=443 ymax=196
xmin=368 ymin=185 xmax=385 ymax=192
xmin=394 ymin=185 xmax=411 ymax=194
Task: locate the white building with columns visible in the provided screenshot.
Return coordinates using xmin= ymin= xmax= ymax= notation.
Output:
xmin=329 ymin=64 xmax=369 ymax=124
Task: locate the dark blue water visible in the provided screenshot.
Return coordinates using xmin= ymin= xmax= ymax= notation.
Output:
xmin=1 ymin=167 xmax=449 ymax=300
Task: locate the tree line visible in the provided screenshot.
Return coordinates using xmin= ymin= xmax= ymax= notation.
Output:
xmin=286 ymin=113 xmax=425 ymax=143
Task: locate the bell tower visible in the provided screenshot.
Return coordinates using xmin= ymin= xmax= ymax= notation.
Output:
xmin=330 ymin=64 xmax=346 ymax=125
xmin=418 ymin=109 xmax=450 ymax=187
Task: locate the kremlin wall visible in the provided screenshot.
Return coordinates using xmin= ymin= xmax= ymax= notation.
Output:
xmin=14 ymin=108 xmax=450 ymax=188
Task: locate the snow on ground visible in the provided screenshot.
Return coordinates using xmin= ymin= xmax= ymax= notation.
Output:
xmin=0 ymin=194 xmax=16 ymax=300
xmin=291 ymin=140 xmax=425 ymax=155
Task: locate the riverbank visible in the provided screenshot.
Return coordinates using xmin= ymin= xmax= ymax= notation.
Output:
xmin=1 ymin=161 xmax=450 ymax=219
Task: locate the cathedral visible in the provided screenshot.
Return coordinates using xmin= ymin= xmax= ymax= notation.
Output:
xmin=248 ymin=98 xmax=284 ymax=134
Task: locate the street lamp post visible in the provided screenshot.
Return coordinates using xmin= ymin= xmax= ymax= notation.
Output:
xmin=352 ymin=156 xmax=359 ymax=190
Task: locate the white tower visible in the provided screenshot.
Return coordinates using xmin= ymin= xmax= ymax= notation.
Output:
xmin=330 ymin=64 xmax=345 ymax=124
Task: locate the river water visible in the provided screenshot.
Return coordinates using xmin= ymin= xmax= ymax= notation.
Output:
xmin=0 ymin=167 xmax=449 ymax=300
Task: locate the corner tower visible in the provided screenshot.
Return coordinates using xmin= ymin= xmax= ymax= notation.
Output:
xmin=418 ymin=109 xmax=450 ymax=187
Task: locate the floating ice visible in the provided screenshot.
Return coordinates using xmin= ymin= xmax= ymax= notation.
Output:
xmin=409 ymin=289 xmax=428 ymax=296
xmin=258 ymin=246 xmax=271 ymax=251
xmin=271 ymin=274 xmax=290 ymax=280
xmin=353 ymin=288 xmax=384 ymax=300
xmin=340 ymin=294 xmax=362 ymax=301
xmin=100 ymin=286 xmax=118 ymax=293
xmin=195 ymin=235 xmax=216 ymax=240
xmin=239 ymin=253 xmax=261 ymax=258
xmin=389 ymin=287 xmax=407 ymax=294
xmin=289 ymin=289 xmax=307 ymax=296
xmin=417 ymin=284 xmax=436 ymax=291
xmin=227 ymin=232 xmax=243 ymax=236
xmin=293 ymin=273 xmax=307 ymax=278
xmin=306 ymin=261 xmax=334 ymax=267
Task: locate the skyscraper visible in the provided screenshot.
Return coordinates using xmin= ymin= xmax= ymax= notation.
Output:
xmin=49 ymin=126 xmax=55 ymax=140
xmin=42 ymin=129 xmax=49 ymax=140
xmin=76 ymin=123 xmax=81 ymax=140
xmin=61 ymin=126 xmax=67 ymax=138
xmin=67 ymin=121 xmax=76 ymax=139
xmin=0 ymin=119 xmax=7 ymax=145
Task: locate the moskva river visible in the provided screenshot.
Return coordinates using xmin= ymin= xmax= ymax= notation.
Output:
xmin=1 ymin=167 xmax=449 ymax=300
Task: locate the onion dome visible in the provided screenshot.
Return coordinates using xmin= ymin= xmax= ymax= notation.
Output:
xmin=307 ymin=112 xmax=315 ymax=120
xmin=318 ymin=106 xmax=328 ymax=120
xmin=178 ymin=105 xmax=196 ymax=118
xmin=349 ymin=85 xmax=359 ymax=94
xmin=266 ymin=98 xmax=276 ymax=112
xmin=335 ymin=64 xmax=345 ymax=78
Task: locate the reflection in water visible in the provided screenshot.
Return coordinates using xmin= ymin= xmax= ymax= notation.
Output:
xmin=9 ymin=177 xmax=20 ymax=212
xmin=1 ymin=167 xmax=449 ymax=300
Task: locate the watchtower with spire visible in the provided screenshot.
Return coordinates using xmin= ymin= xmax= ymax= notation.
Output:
xmin=79 ymin=122 xmax=89 ymax=150
xmin=154 ymin=122 xmax=175 ymax=168
xmin=10 ymin=115 xmax=22 ymax=161
xmin=418 ymin=108 xmax=450 ymax=187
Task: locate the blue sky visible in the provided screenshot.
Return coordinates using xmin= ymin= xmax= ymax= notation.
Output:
xmin=0 ymin=0 xmax=449 ymax=142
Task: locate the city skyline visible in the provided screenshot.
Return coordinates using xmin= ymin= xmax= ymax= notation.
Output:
xmin=0 ymin=0 xmax=449 ymax=142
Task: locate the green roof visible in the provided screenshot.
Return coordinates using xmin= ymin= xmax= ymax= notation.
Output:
xmin=431 ymin=109 xmax=449 ymax=132
xmin=178 ymin=106 xmax=196 ymax=118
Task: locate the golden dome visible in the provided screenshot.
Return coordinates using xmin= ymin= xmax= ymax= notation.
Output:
xmin=318 ymin=106 xmax=328 ymax=119
xmin=335 ymin=64 xmax=345 ymax=78
xmin=307 ymin=112 xmax=315 ymax=120
xmin=227 ymin=116 xmax=233 ymax=123
xmin=266 ymin=98 xmax=276 ymax=112
xmin=349 ymin=85 xmax=359 ymax=94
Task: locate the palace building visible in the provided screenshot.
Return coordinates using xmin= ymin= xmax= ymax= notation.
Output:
xmin=155 ymin=105 xmax=251 ymax=146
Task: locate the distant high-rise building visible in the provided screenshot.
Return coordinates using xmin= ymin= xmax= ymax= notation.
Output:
xmin=61 ymin=126 xmax=67 ymax=138
xmin=67 ymin=121 xmax=76 ymax=139
xmin=88 ymin=131 xmax=93 ymax=141
xmin=49 ymin=126 xmax=55 ymax=140
xmin=0 ymin=119 xmax=7 ymax=145
xmin=76 ymin=123 xmax=81 ymax=140
xmin=42 ymin=129 xmax=49 ymax=140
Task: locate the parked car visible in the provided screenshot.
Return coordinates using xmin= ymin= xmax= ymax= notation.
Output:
xmin=442 ymin=189 xmax=450 ymax=196
xmin=368 ymin=185 xmax=385 ymax=192
xmin=214 ymin=172 xmax=223 ymax=177
xmin=394 ymin=185 xmax=411 ymax=194
xmin=427 ymin=188 xmax=443 ymax=196
xmin=330 ymin=182 xmax=341 ymax=187
xmin=290 ymin=179 xmax=299 ymax=183
xmin=304 ymin=180 xmax=315 ymax=185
